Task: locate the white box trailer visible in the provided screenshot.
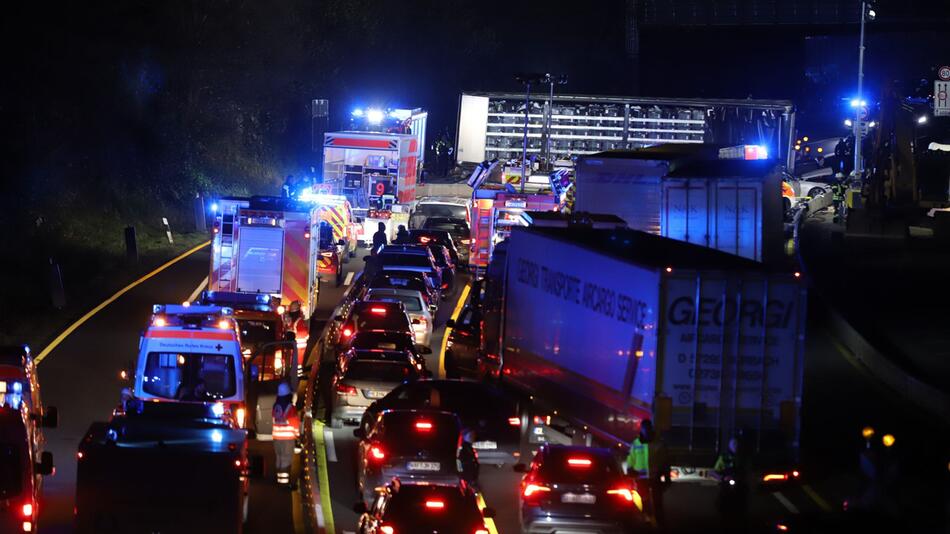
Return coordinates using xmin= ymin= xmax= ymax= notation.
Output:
xmin=499 ymin=225 xmax=806 ymax=473
xmin=574 ymin=147 xmax=785 ymax=263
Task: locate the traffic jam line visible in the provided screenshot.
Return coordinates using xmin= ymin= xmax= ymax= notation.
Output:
xmin=34 ymin=240 xmax=211 ymax=365
xmin=186 ymin=275 xmax=209 ymax=302
xmin=438 ymin=282 xmax=472 ymax=378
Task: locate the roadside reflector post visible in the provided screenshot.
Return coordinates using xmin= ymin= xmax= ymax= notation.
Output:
xmin=124 ymin=226 xmax=138 ymax=265
xmin=162 ymin=217 xmax=174 ymax=244
xmin=193 ymin=194 xmax=207 ymax=233
xmin=48 ymin=257 xmax=66 ymax=310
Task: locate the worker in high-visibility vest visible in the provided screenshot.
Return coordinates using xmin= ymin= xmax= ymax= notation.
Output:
xmin=625 ymin=419 xmax=668 ymax=527
xmin=272 ymin=382 xmax=299 ymax=487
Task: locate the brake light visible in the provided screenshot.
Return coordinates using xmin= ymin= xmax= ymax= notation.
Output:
xmin=380 ymin=525 xmax=395 ymax=534
xmin=420 ymin=236 xmax=431 ymax=244
xmin=370 ymin=307 xmax=387 ymax=314
xmin=523 ymin=483 xmax=551 ymax=497
xmin=370 ymin=445 xmax=386 ymax=460
xmin=441 ymin=282 xmax=449 ymax=289
xmin=424 ymin=500 xmax=445 ymax=509
xmin=607 ymin=487 xmax=636 ymax=502
xmin=763 ymin=473 xmax=789 ymax=482
xmin=336 ymin=383 xmax=357 ymax=396
xmin=341 ymin=326 xmax=353 ymax=338
xmin=508 ymin=417 xmax=520 ymax=426
xmin=567 ymin=457 xmax=592 ymax=467
xmin=21 ymin=503 xmax=33 ymax=517
xmin=415 ymin=421 xmax=433 ymax=432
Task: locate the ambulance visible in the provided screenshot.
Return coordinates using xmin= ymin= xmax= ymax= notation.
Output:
xmin=210 ymin=196 xmax=322 ymax=317
xmin=299 ymin=192 xmax=359 ymax=286
xmin=134 ymin=304 xmax=247 ymax=428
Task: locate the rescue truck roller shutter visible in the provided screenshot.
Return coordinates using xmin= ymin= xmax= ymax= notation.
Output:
xmin=210 ymin=196 xmax=323 ymax=319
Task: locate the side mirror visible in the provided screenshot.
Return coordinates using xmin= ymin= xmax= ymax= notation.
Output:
xmin=353 ymin=428 xmax=366 ymax=440
xmin=43 ymin=406 xmax=58 ymax=429
xmin=445 ymin=319 xmax=456 ymax=329
xmin=352 ymin=501 xmax=369 ymax=514
xmin=37 ymin=451 xmax=54 ymax=476
xmin=416 ymin=345 xmax=433 ymax=355
xmin=513 ymin=463 xmax=528 ymax=473
xmin=482 ymin=507 xmax=497 ymax=519
xmin=248 ymin=454 xmax=265 ymax=479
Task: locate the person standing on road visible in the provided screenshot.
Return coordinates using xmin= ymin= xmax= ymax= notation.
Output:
xmin=712 ymin=436 xmax=748 ymax=532
xmin=371 ymin=222 xmax=387 ymax=254
xmin=272 ymin=382 xmax=300 ymax=487
xmin=625 ymin=419 xmax=667 ymax=529
xmin=832 ymin=173 xmax=847 ymax=222
xmin=393 ymin=225 xmax=410 ymax=244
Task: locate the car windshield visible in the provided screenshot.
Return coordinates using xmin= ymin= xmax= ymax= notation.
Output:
xmin=377 ymin=413 xmax=459 ymax=457
xmin=388 ymin=382 xmax=514 ymax=418
xmin=354 ymin=309 xmax=411 ymax=331
xmin=142 ymin=352 xmax=237 ymax=400
xmin=538 ymin=448 xmax=621 ymax=484
xmin=344 ymin=361 xmax=414 ymax=383
xmin=416 ymin=204 xmax=468 ymax=220
xmin=384 ymin=486 xmax=482 ymax=527
xmin=237 ymin=318 xmax=279 ymax=345
xmin=0 ymin=443 xmax=22 ymax=498
xmin=367 ymin=293 xmax=423 ymax=312
xmin=426 ymin=222 xmax=469 ymax=236
xmin=380 ymin=254 xmax=432 ymax=270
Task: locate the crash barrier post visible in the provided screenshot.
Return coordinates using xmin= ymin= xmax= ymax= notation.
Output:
xmin=193 ymin=194 xmax=207 ymax=233
xmin=124 ymin=225 xmax=138 ymax=265
xmin=162 ymin=217 xmax=174 ymax=244
xmin=48 ymin=258 xmax=66 ymax=310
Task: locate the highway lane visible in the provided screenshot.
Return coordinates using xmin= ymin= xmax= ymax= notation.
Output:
xmin=308 ymin=274 xmax=950 ymax=533
xmin=34 ymin=245 xmax=334 ymax=533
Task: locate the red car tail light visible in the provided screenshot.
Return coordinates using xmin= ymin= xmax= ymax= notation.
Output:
xmin=21 ymin=503 xmax=33 ymax=517
xmin=336 ymin=383 xmax=357 ymax=395
xmin=369 ymin=445 xmax=386 ymax=461
xmin=370 ymin=307 xmax=387 ymax=314
xmin=567 ymin=457 xmax=592 ymax=467
xmin=522 ymin=483 xmax=551 ymax=498
xmin=508 ymin=417 xmax=520 ymax=426
xmin=415 ymin=421 xmax=433 ymax=432
xmin=424 ymin=500 xmax=445 ymax=509
xmin=380 ymin=526 xmax=395 ymax=534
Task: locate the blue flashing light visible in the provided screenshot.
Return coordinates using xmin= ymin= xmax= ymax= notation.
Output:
xmin=849 ymin=99 xmax=867 ymax=108
xmin=352 ymin=108 xmax=364 ymax=117
xmin=211 ymin=429 xmax=223 ymax=443
xmin=366 ymin=108 xmax=384 ymax=125
xmin=212 ymin=402 xmax=225 ymax=417
xmin=210 ymin=202 xmax=219 ymax=213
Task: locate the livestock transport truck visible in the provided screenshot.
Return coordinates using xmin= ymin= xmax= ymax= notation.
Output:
xmin=488 ymin=225 xmax=806 ymax=489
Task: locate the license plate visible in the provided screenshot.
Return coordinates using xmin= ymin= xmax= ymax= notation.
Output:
xmin=364 ymin=390 xmax=387 ymax=399
xmin=407 ymin=461 xmax=440 ymax=471
xmin=472 ymin=441 xmax=497 ymax=450
xmin=561 ymin=493 xmax=596 ymax=504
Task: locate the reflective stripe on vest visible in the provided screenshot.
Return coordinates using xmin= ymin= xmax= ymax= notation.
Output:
xmin=273 ymin=423 xmax=298 ymax=440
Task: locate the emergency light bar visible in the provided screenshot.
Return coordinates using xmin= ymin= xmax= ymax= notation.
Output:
xmin=152 ymin=304 xmax=234 ymax=316
xmin=718 ymin=144 xmax=769 ymax=160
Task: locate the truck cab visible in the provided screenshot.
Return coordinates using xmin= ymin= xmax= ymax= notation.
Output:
xmin=1 ymin=344 xmax=56 ymax=534
xmin=135 ymin=305 xmax=247 ymax=428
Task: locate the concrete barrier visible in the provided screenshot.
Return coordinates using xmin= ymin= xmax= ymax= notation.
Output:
xmin=817 ymin=297 xmax=950 ymax=424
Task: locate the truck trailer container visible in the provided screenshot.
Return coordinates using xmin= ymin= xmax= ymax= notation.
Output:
xmin=495 ymin=225 xmax=806 ymax=478
xmin=574 ymin=146 xmax=785 ymax=263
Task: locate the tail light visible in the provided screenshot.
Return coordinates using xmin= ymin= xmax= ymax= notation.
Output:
xmin=415 ymin=421 xmax=433 ymax=432
xmin=21 ymin=503 xmax=33 ymax=517
xmin=369 ymin=444 xmax=386 ymax=461
xmin=475 ymin=530 xmax=489 ymax=534
xmin=522 ymin=483 xmax=551 ymax=498
xmin=336 ymin=383 xmax=357 ymax=396
xmin=380 ymin=525 xmax=395 ymax=534
xmin=424 ymin=500 xmax=445 ymax=509
xmin=508 ymin=417 xmax=520 ymax=426
xmin=441 ymin=282 xmax=449 ymax=289
xmin=420 ymin=236 xmax=431 ymax=244
xmin=567 ymin=457 xmax=592 ymax=467
xmin=370 ymin=307 xmax=387 ymax=314
xmin=607 ymin=486 xmax=642 ymax=510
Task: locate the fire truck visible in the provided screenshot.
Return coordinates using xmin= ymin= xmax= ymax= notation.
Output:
xmin=321 ymin=131 xmax=422 ymax=242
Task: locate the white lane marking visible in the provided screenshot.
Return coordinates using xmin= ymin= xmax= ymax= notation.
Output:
xmin=186 ymin=276 xmax=209 ymax=303
xmin=316 ymin=504 xmax=325 ymax=528
xmin=773 ymin=491 xmax=800 ymax=514
xmin=324 ymin=428 xmax=338 ymax=462
xmin=344 ymin=271 xmax=355 ymax=286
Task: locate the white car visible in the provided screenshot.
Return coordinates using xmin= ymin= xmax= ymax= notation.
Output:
xmin=792 ymin=167 xmax=835 ymax=200
xmin=364 ymin=288 xmax=435 ymax=348
xmin=409 ymin=197 xmax=469 ymax=230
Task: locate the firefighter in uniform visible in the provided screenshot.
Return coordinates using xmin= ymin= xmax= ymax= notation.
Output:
xmin=272 ymin=382 xmax=299 ymax=487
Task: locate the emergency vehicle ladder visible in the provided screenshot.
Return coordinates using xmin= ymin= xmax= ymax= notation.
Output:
xmin=217 ymin=208 xmax=238 ymax=291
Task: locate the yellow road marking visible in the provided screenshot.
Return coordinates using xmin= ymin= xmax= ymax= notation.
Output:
xmin=35 ymin=240 xmax=211 ymax=365
xmin=438 ymin=283 xmax=471 ymax=379
xmin=475 ymin=493 xmax=499 ymax=534
xmin=186 ymin=275 xmax=209 ymax=303
xmin=802 ymin=484 xmax=832 ymax=512
xmin=314 ymin=420 xmax=336 ymax=534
